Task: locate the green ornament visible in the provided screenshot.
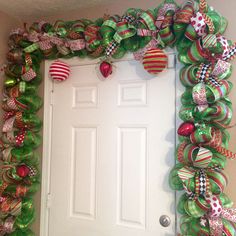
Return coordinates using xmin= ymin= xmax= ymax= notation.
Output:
xmin=4 ymin=77 xmax=17 ymax=87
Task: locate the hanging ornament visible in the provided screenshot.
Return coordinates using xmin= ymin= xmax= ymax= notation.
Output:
xmin=177 ymin=122 xmax=196 ymax=137
xmin=99 ymin=61 xmax=113 ymax=79
xmin=16 ymin=164 xmax=30 ymax=178
xmin=142 ymin=48 xmax=168 ymax=75
xmin=49 ymin=60 xmax=71 ymax=82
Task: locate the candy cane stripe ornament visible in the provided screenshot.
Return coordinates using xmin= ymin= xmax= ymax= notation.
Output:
xmin=49 ymin=60 xmax=71 ymax=82
xmin=142 ymin=48 xmax=168 ymax=75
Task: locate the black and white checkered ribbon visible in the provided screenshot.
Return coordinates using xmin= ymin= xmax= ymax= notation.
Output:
xmin=198 ymin=64 xmax=211 ymax=83
xmin=223 ymin=44 xmax=236 ymax=61
xmin=105 ymin=41 xmax=119 ymax=57
xmin=199 ymin=170 xmax=207 ymax=196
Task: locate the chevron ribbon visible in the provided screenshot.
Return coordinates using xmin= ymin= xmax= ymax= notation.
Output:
xmin=202 ymin=13 xmax=215 ymax=34
xmin=199 ymin=0 xmax=207 ymax=13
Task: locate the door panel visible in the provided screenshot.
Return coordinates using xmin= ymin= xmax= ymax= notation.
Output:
xmin=47 ymin=56 xmax=176 ymax=236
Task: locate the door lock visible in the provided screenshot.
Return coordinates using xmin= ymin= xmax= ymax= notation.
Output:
xmin=159 ymin=215 xmax=171 ymax=227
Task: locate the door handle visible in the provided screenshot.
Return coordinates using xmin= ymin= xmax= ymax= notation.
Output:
xmin=159 ymin=215 xmax=171 ymax=227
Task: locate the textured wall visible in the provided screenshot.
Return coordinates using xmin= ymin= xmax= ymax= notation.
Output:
xmin=15 ymin=0 xmax=236 ymax=235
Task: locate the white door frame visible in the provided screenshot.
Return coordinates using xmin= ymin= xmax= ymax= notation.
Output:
xmin=40 ymin=52 xmax=179 ymax=236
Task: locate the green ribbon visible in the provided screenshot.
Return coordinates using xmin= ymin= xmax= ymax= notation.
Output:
xmin=23 ymin=43 xmax=39 ymax=53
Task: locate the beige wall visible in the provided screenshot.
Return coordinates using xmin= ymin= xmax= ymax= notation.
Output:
xmin=0 ymin=0 xmax=235 ymax=235
xmin=0 ymin=11 xmax=21 ymax=102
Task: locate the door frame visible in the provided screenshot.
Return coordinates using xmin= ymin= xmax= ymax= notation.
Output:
xmin=40 ymin=51 xmax=180 ymax=236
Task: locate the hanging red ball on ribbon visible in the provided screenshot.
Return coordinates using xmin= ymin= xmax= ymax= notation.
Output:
xmin=142 ymin=48 xmax=168 ymax=75
xmin=16 ymin=164 xmax=30 ymax=178
xmin=49 ymin=60 xmax=71 ymax=82
xmin=99 ymin=61 xmax=113 ymax=79
xmin=177 ymin=122 xmax=196 ymax=137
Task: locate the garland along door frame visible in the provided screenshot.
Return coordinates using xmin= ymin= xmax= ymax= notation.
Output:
xmin=1 ymin=0 xmax=236 ymax=235
xmin=41 ymin=52 xmax=178 ymax=236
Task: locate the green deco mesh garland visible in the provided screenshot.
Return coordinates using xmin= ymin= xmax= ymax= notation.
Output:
xmin=0 ymin=0 xmax=236 ymax=235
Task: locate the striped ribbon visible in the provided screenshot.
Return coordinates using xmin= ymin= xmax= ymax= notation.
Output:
xmin=84 ymin=24 xmax=101 ymax=51
xmin=104 ymin=17 xmax=137 ymax=56
xmin=177 ymin=142 xmax=213 ymax=168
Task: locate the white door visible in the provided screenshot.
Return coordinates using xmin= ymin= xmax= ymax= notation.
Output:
xmin=43 ymin=54 xmax=177 ymax=236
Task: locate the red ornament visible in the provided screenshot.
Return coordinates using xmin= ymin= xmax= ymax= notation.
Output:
xmin=142 ymin=48 xmax=168 ymax=75
xmin=177 ymin=122 xmax=195 ymax=137
xmin=99 ymin=61 xmax=112 ymax=78
xmin=49 ymin=60 xmax=70 ymax=82
xmin=16 ymin=165 xmax=30 ymax=178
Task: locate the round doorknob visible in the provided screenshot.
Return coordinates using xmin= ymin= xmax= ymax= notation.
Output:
xmin=159 ymin=215 xmax=171 ymax=227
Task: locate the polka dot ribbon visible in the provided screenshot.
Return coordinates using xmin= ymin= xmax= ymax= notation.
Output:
xmin=190 ymin=11 xmax=215 ymax=36
xmin=206 ymin=194 xmax=236 ymax=236
xmin=15 ymin=130 xmax=26 ymax=147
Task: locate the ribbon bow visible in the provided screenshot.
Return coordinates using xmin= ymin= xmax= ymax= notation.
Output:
xmin=137 ymin=3 xmax=176 ymax=40
xmin=177 ymin=142 xmax=213 ymax=169
xmin=177 ymin=166 xmax=211 ymax=198
xmin=205 ymin=195 xmax=236 ymax=236
xmin=192 ymin=62 xmax=231 ymax=112
xmin=104 ymin=16 xmax=137 ymax=57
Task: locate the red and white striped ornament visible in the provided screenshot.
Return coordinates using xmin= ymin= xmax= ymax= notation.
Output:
xmin=142 ymin=48 xmax=168 ymax=75
xmin=49 ymin=60 xmax=71 ymax=82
